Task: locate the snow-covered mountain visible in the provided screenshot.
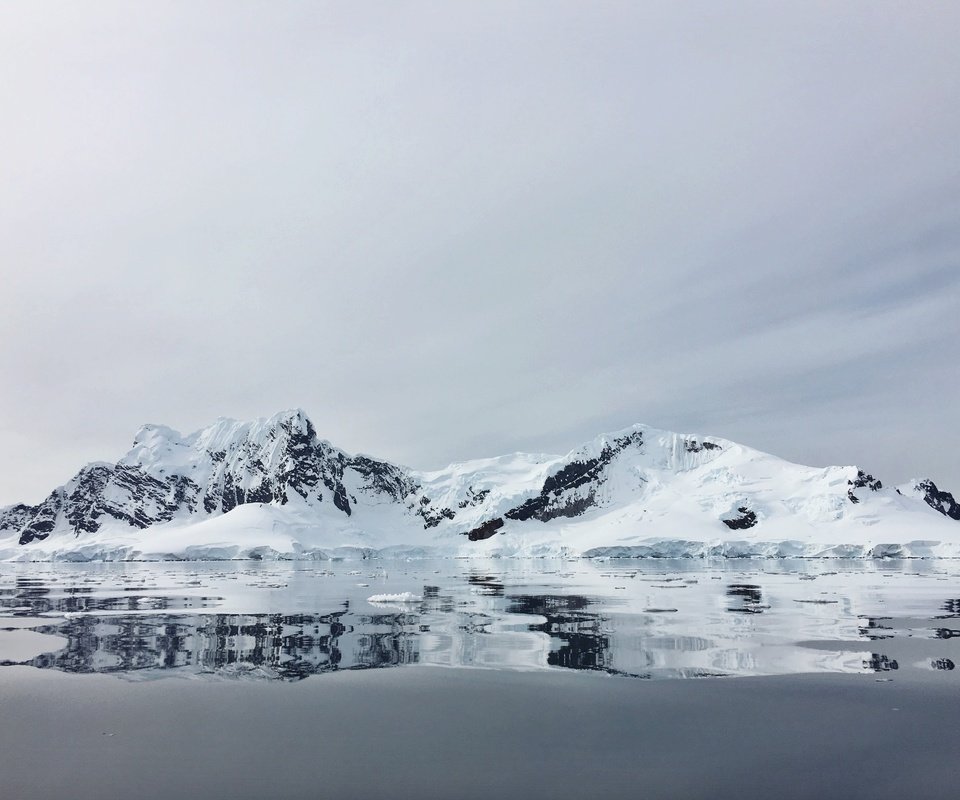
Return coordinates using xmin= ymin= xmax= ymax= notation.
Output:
xmin=1 ymin=409 xmax=958 ymax=561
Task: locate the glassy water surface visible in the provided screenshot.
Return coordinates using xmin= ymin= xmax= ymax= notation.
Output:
xmin=1 ymin=558 xmax=958 ymax=681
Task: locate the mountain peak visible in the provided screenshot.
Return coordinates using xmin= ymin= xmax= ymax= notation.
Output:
xmin=270 ymin=407 xmax=316 ymax=438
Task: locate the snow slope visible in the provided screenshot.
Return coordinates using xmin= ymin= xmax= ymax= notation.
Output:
xmin=1 ymin=410 xmax=958 ymax=560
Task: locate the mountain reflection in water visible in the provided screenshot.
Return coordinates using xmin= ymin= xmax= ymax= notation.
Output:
xmin=1 ymin=560 xmax=958 ymax=681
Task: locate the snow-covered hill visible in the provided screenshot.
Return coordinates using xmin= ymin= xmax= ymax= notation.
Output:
xmin=1 ymin=409 xmax=958 ymax=561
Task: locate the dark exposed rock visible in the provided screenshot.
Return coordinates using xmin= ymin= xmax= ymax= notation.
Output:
xmin=461 ymin=431 xmax=645 ymax=539
xmin=502 ymin=431 xmax=643 ymax=525
xmin=333 ymin=485 xmax=351 ymax=516
xmin=458 ymin=487 xmax=490 ymax=509
xmin=847 ymin=470 xmax=881 ymax=504
xmin=685 ymin=439 xmax=721 ymax=453
xmin=416 ymin=495 xmax=457 ymax=528
xmin=542 ymin=456 xmax=606 ymax=496
xmin=28 ymin=464 xmax=207 ymax=540
xmin=244 ymin=483 xmax=275 ymax=505
xmin=64 ymin=465 xmax=111 ymax=533
xmin=1 ymin=503 xmax=41 ymax=537
xmin=170 ymin=475 xmax=200 ymax=509
xmin=722 ymin=507 xmax=757 ymax=530
xmin=418 ymin=503 xmax=455 ymax=528
xmin=504 ymin=496 xmax=549 ymax=522
xmin=18 ymin=489 xmax=67 ymax=544
xmin=275 ymin=419 xmax=324 ymax=501
xmin=350 ymin=455 xmax=417 ymax=501
xmin=464 ymin=518 xmax=504 ymax=541
xmin=534 ymin=492 xmax=597 ymax=523
xmin=18 ymin=494 xmax=63 ymax=544
xmin=220 ymin=473 xmax=238 ymax=514
xmin=914 ymin=479 xmax=960 ymax=521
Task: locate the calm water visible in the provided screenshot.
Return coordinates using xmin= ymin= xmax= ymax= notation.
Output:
xmin=1 ymin=558 xmax=958 ymax=681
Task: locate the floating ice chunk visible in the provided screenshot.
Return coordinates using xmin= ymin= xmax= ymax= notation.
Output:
xmin=367 ymin=592 xmax=422 ymax=603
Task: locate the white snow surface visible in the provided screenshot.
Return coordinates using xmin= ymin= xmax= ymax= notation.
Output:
xmin=1 ymin=410 xmax=958 ymax=561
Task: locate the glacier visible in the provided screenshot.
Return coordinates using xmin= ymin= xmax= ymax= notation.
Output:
xmin=1 ymin=408 xmax=958 ymax=561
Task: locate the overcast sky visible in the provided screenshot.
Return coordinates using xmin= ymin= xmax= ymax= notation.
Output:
xmin=1 ymin=1 xmax=958 ymax=505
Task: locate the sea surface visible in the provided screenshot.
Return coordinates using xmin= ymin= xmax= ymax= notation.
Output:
xmin=1 ymin=557 xmax=958 ymax=680
xmin=3 ymin=558 xmax=960 ymax=800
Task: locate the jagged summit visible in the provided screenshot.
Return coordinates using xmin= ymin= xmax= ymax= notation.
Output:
xmin=1 ymin=410 xmax=958 ymax=561
xmin=3 ymin=409 xmax=414 ymax=547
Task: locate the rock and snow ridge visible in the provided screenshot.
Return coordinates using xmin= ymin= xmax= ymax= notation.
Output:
xmin=0 ymin=408 xmax=958 ymax=561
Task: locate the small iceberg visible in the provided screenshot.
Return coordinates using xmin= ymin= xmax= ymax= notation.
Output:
xmin=367 ymin=592 xmax=422 ymax=603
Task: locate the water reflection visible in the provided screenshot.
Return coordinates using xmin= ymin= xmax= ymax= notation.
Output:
xmin=864 ymin=653 xmax=899 ymax=672
xmin=467 ymin=574 xmax=505 ymax=596
xmin=1 ymin=560 xmax=958 ymax=682
xmin=508 ymin=594 xmax=613 ymax=673
xmin=4 ymin=576 xmax=220 ymax=616
xmin=858 ymin=617 xmax=893 ymax=640
xmin=941 ymin=599 xmax=960 ymax=616
xmin=726 ymin=584 xmax=766 ymax=614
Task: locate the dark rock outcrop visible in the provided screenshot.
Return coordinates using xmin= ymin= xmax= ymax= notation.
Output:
xmin=460 ymin=431 xmax=644 ymax=542
xmin=914 ymin=479 xmax=960 ymax=521
xmin=1 ymin=503 xmax=42 ymax=542
xmin=685 ymin=439 xmax=721 ymax=453
xmin=417 ymin=497 xmax=456 ymax=528
xmin=17 ymin=491 xmax=64 ymax=545
xmin=722 ymin=507 xmax=758 ymax=530
xmin=847 ymin=470 xmax=881 ymax=504
xmin=458 ymin=487 xmax=490 ymax=509
xmin=464 ymin=518 xmax=504 ymax=541
xmin=504 ymin=431 xmax=643 ymax=524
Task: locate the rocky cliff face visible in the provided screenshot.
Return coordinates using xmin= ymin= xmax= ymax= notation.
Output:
xmin=2 ymin=410 xmax=418 ymax=546
xmin=462 ymin=430 xmax=647 ymax=540
xmin=913 ymin=479 xmax=960 ymax=521
xmin=14 ymin=465 xmax=201 ymax=545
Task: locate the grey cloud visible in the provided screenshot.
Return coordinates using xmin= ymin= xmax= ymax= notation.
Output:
xmin=1 ymin=1 xmax=958 ymax=504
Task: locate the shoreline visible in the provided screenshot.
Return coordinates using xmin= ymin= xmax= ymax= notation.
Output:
xmin=4 ymin=550 xmax=960 ymax=564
